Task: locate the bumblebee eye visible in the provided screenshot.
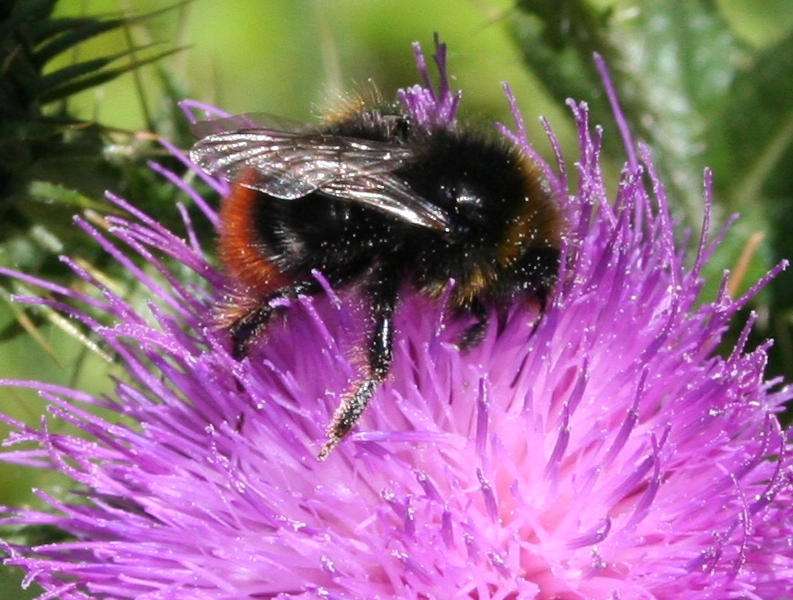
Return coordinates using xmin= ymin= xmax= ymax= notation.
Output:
xmin=454 ymin=183 xmax=488 ymax=224
xmin=437 ymin=182 xmax=479 ymax=206
xmin=393 ymin=116 xmax=411 ymax=139
xmin=455 ymin=185 xmax=482 ymax=210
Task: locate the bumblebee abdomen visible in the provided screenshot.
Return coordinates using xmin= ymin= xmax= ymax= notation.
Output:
xmin=250 ymin=190 xmax=394 ymax=285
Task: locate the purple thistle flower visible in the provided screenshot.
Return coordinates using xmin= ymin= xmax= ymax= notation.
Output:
xmin=2 ymin=37 xmax=793 ymax=599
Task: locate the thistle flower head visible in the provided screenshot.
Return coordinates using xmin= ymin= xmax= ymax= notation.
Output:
xmin=2 ymin=37 xmax=793 ymax=600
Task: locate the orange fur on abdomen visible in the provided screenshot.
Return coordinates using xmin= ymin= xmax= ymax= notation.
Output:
xmin=217 ymin=170 xmax=290 ymax=300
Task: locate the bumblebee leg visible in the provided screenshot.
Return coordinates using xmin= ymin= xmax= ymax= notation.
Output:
xmin=228 ymin=305 xmax=274 ymax=360
xmin=536 ymin=287 xmax=549 ymax=315
xmin=228 ymin=279 xmax=327 ymax=360
xmin=318 ymin=272 xmax=398 ymax=460
xmin=457 ymin=298 xmax=489 ymax=351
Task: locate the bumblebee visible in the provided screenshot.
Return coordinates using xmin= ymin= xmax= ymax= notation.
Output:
xmin=189 ymin=106 xmax=561 ymax=459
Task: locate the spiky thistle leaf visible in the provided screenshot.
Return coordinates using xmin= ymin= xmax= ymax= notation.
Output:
xmin=0 ymin=0 xmax=194 ymax=350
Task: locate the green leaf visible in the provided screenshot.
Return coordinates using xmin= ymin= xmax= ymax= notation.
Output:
xmin=37 ymin=46 xmax=182 ymax=104
xmin=0 ymin=0 xmax=56 ymax=46
xmin=32 ymin=1 xmax=192 ymax=64
xmin=34 ymin=43 xmax=159 ymax=96
xmin=511 ymin=0 xmax=743 ymax=227
xmin=510 ymin=0 xmax=793 ymax=412
xmin=26 ymin=180 xmax=124 ymax=213
xmin=717 ymin=29 xmax=793 ymax=208
xmin=31 ymin=17 xmax=126 ymax=65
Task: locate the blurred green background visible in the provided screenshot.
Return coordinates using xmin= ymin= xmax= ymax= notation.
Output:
xmin=2 ymin=0 xmax=793 ymax=596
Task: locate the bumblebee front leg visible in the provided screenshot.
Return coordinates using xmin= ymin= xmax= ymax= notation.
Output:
xmin=318 ymin=273 xmax=398 ymax=460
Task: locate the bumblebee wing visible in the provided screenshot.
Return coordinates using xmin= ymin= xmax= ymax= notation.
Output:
xmin=189 ymin=130 xmax=414 ymax=198
xmin=189 ymin=129 xmax=451 ymax=233
xmin=322 ymin=175 xmax=451 ymax=232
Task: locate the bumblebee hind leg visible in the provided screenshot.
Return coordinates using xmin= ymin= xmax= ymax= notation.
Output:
xmin=227 ymin=304 xmax=275 ymax=360
xmin=318 ymin=270 xmax=398 ymax=460
xmin=226 ymin=278 xmax=327 ymax=360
